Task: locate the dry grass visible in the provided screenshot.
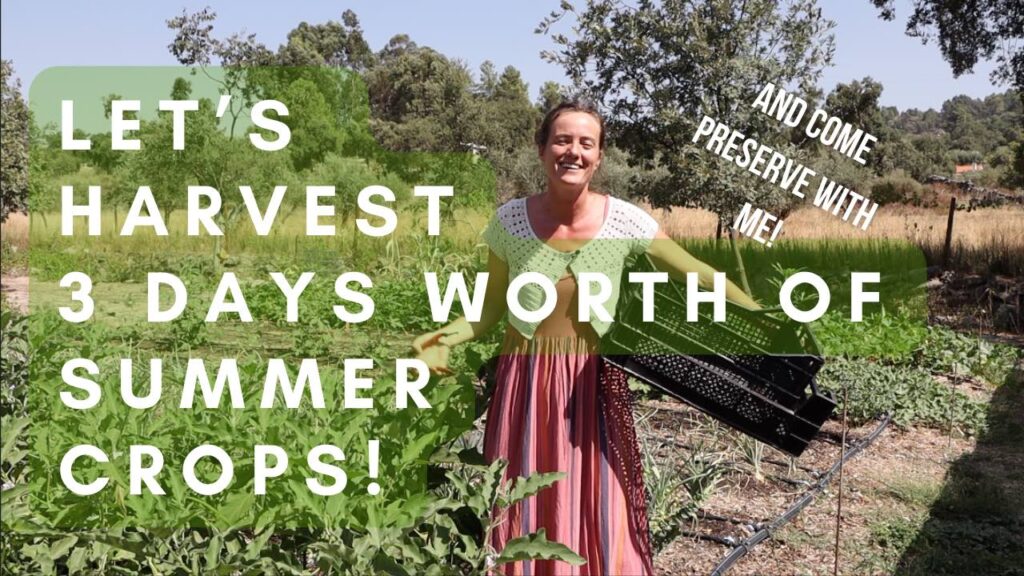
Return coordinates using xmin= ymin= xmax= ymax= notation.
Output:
xmin=1 ymin=212 xmax=29 ymax=251
xmin=4 ymin=200 xmax=1022 ymax=276
xmin=644 ymin=205 xmax=722 ymax=239
xmin=648 ymin=203 xmax=1024 ymax=276
xmin=6 ymin=207 xmax=490 ymax=259
xmin=1 ymin=213 xmax=30 ymax=275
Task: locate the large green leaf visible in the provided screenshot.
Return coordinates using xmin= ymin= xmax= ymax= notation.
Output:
xmin=498 ymin=471 xmax=566 ymax=508
xmin=494 ymin=528 xmax=585 ymax=566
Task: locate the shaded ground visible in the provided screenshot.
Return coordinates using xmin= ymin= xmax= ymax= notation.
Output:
xmin=929 ymin=271 xmax=1023 ymax=347
xmin=894 ymin=367 xmax=1024 ymax=576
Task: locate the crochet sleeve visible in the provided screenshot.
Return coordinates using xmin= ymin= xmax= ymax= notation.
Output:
xmin=627 ymin=203 xmax=660 ymax=255
xmin=481 ymin=212 xmax=508 ymax=262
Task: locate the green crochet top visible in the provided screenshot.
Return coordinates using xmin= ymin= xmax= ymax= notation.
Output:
xmin=481 ymin=196 xmax=660 ymax=339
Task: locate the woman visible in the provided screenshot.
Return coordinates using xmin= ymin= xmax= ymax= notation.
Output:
xmin=413 ymin=101 xmax=758 ymax=575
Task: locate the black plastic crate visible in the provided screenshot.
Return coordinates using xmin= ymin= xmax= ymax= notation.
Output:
xmin=602 ymin=255 xmax=835 ymax=457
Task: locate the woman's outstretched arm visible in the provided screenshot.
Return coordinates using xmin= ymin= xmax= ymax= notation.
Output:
xmin=411 ymin=249 xmax=510 ymax=374
xmin=645 ymin=229 xmax=761 ymax=310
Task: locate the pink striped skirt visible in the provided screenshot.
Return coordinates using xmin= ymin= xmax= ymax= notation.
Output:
xmin=483 ymin=330 xmax=655 ymax=575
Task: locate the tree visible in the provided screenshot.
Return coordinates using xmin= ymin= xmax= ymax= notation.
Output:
xmin=817 ymin=77 xmax=894 ymax=174
xmin=1009 ymin=141 xmax=1024 ymax=188
xmin=475 ymin=61 xmax=499 ymax=98
xmin=824 ymin=78 xmax=887 ymax=139
xmin=167 ymin=7 xmax=275 ymax=138
xmin=869 ymin=0 xmax=1024 ymax=92
xmin=472 ymin=65 xmax=538 ymax=154
xmin=280 ymin=78 xmax=341 ymax=170
xmin=170 ymin=77 xmax=192 ymax=101
xmin=537 ymin=81 xmax=565 ymax=113
xmin=494 ymin=66 xmax=529 ymax=102
xmin=539 ymin=0 xmax=835 ymax=216
xmin=467 ymin=64 xmax=541 ymax=197
xmin=364 ymin=38 xmax=476 ymax=151
xmin=166 ymin=9 xmax=367 ymax=169
xmin=1 ymin=60 xmax=30 ymax=222
xmin=115 ymin=88 xmax=292 ymax=266
xmin=276 ymin=10 xmax=375 ymax=72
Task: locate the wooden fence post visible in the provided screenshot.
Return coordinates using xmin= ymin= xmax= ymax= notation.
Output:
xmin=943 ymin=197 xmax=956 ymax=269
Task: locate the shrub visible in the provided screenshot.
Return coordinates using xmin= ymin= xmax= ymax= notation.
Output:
xmin=870 ymin=172 xmax=925 ymax=206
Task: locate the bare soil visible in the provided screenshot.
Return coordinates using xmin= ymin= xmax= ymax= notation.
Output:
xmin=0 ymin=275 xmax=28 ymax=313
xmin=646 ymin=363 xmax=1024 ymax=576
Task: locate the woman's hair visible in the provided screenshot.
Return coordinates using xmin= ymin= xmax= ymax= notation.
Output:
xmin=535 ymin=100 xmax=607 ymax=150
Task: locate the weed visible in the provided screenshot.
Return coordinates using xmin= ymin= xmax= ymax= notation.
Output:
xmin=879 ymin=478 xmax=942 ymax=508
xmin=869 ymin=516 xmax=924 ymax=564
xmin=167 ymin=305 xmax=208 ymax=350
xmin=914 ymin=325 xmax=1020 ymax=385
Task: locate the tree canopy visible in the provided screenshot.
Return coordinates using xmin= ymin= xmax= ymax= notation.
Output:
xmin=539 ymin=0 xmax=836 ymax=215
xmin=869 ymin=0 xmax=1023 ymax=92
xmin=5 ymin=4 xmax=1020 ymax=227
xmin=1 ymin=60 xmax=30 ymax=222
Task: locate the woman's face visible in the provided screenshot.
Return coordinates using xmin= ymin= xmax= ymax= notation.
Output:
xmin=539 ymin=111 xmax=603 ymax=190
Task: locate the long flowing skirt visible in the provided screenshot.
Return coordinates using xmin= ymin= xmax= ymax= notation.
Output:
xmin=482 ymin=330 xmax=655 ymax=575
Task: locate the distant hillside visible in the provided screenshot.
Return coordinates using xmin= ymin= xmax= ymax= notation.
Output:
xmin=884 ymin=91 xmax=1021 ymax=157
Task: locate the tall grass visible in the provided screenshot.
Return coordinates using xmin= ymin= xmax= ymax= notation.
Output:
xmin=6 ymin=199 xmax=1022 ymax=277
xmin=18 ymin=206 xmax=490 ymax=282
xmin=0 ymin=213 xmax=29 ymax=274
xmin=653 ymin=204 xmax=1024 ymax=276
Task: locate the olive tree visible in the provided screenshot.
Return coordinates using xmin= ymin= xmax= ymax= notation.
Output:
xmin=539 ymin=0 xmax=835 ymax=217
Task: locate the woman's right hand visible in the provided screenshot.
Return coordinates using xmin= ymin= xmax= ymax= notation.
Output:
xmin=412 ymin=331 xmax=453 ymax=376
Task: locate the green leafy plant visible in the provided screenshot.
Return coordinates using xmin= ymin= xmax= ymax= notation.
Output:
xmin=167 ymin=305 xmax=208 ymax=350
xmin=813 ymin=308 xmax=928 ymax=362
xmin=818 ymin=358 xmax=987 ymax=434
xmin=914 ymin=326 xmax=1020 ymax=385
xmin=1 ymin=292 xmax=589 ymax=575
xmin=642 ymin=440 xmax=707 ymax=552
xmin=680 ymin=443 xmax=727 ymax=509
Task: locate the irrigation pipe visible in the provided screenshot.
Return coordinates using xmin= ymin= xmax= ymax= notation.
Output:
xmin=677 ymin=530 xmax=740 ymax=547
xmin=708 ymin=413 xmax=892 ymax=576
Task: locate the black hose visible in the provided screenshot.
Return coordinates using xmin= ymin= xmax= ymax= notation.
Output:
xmin=708 ymin=413 xmax=892 ymax=576
xmin=697 ymin=511 xmax=764 ymax=530
xmin=676 ymin=530 xmax=740 ymax=547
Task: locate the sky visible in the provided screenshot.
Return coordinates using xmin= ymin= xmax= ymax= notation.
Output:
xmin=0 ymin=0 xmax=1004 ymax=112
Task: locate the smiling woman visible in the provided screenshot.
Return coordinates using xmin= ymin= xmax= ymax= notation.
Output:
xmin=412 ymin=100 xmax=759 ymax=575
xmin=412 ymin=101 xmax=664 ymax=575
xmin=411 ymin=102 xmax=650 ymax=575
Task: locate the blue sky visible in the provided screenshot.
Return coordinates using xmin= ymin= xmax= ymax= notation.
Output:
xmin=1 ymin=0 xmax=1003 ymax=111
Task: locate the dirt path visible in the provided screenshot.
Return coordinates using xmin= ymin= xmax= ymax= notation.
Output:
xmin=0 ymin=275 xmax=28 ymax=313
